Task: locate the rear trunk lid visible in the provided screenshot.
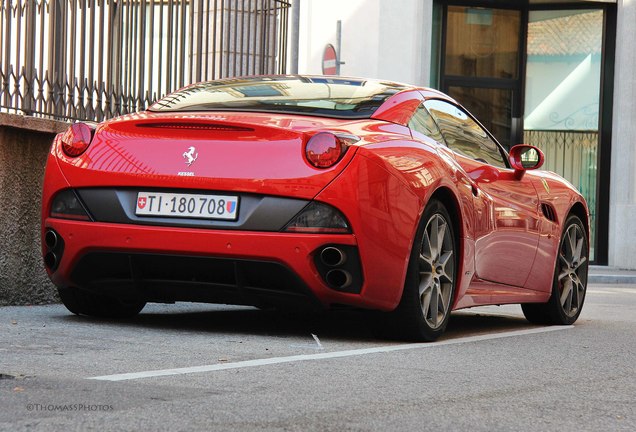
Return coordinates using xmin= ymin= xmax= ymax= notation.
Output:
xmin=56 ymin=112 xmax=363 ymax=199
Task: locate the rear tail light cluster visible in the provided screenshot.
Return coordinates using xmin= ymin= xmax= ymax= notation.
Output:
xmin=60 ymin=123 xmax=95 ymax=157
xmin=50 ymin=190 xmax=92 ymax=221
xmin=304 ymin=132 xmax=359 ymax=169
xmin=283 ymin=202 xmax=351 ymax=234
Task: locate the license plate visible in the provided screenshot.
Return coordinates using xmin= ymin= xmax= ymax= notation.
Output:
xmin=135 ymin=192 xmax=239 ymax=220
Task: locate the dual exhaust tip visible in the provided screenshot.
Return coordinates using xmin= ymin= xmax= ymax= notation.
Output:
xmin=320 ymin=246 xmax=352 ymax=290
xmin=44 ymin=229 xmax=60 ymax=270
xmin=44 ymin=251 xmax=58 ymax=270
xmin=45 ymin=230 xmax=59 ymax=250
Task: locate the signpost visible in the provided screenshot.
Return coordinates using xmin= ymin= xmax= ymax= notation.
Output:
xmin=322 ymin=44 xmax=338 ymax=75
xmin=322 ymin=21 xmax=345 ymax=76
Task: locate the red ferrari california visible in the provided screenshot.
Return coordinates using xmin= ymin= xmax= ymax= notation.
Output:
xmin=42 ymin=75 xmax=589 ymax=341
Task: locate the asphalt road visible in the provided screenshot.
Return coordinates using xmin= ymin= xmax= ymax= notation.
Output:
xmin=1 ymin=284 xmax=635 ymax=431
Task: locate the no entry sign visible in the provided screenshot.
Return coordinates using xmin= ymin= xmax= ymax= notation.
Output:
xmin=322 ymin=44 xmax=337 ymax=75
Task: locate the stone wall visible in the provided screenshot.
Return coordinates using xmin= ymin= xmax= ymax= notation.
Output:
xmin=0 ymin=114 xmax=68 ymax=305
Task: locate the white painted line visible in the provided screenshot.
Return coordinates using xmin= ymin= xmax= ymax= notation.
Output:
xmin=88 ymin=326 xmax=572 ymax=381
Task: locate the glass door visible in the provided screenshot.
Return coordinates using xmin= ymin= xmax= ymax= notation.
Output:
xmin=523 ymin=9 xmax=604 ymax=260
xmin=441 ymin=6 xmax=523 ymax=149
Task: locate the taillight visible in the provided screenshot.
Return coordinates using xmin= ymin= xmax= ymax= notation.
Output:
xmin=50 ymin=189 xmax=92 ymax=221
xmin=60 ymin=123 xmax=94 ymax=157
xmin=305 ymin=132 xmax=349 ymax=168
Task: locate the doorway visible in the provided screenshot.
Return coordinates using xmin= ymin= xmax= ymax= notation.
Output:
xmin=436 ymin=1 xmax=615 ymax=263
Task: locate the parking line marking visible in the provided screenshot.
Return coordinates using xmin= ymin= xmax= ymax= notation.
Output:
xmin=86 ymin=326 xmax=574 ymax=381
xmin=88 ymin=326 xmax=572 ymax=382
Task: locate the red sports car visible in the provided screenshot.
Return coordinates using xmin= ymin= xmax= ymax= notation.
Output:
xmin=41 ymin=75 xmax=589 ymax=341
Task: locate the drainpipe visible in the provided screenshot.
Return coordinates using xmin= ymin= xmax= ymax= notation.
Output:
xmin=336 ymin=20 xmax=345 ymax=75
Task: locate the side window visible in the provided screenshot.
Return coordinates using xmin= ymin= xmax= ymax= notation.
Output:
xmin=408 ymin=103 xmax=445 ymax=144
xmin=424 ymin=99 xmax=507 ymax=168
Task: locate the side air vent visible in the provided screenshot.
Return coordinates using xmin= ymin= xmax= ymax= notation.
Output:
xmin=541 ymin=203 xmax=557 ymax=223
xmin=136 ymin=122 xmax=254 ymax=132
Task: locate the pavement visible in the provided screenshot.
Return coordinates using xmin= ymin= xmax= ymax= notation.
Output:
xmin=1 ymin=284 xmax=636 ymax=431
xmin=588 ymin=265 xmax=636 ymax=284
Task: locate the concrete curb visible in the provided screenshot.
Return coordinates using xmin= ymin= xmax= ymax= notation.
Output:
xmin=588 ymin=275 xmax=636 ymax=284
xmin=588 ymin=266 xmax=636 ymax=285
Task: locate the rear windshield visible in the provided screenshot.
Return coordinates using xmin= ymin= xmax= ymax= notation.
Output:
xmin=148 ymin=76 xmax=409 ymax=119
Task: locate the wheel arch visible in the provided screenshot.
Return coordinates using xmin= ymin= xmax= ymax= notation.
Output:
xmin=427 ymin=186 xmax=463 ymax=239
xmin=568 ymin=201 xmax=590 ymax=239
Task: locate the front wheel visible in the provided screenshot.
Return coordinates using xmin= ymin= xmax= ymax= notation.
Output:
xmin=393 ymin=199 xmax=457 ymax=341
xmin=522 ymin=214 xmax=589 ymax=325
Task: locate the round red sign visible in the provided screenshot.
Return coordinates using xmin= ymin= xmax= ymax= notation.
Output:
xmin=322 ymin=44 xmax=337 ymax=75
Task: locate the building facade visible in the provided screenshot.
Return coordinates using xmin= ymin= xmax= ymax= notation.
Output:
xmin=296 ymin=0 xmax=634 ymax=269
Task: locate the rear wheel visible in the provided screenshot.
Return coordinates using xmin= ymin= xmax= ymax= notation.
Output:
xmin=522 ymin=215 xmax=589 ymax=325
xmin=393 ymin=199 xmax=457 ymax=341
xmin=58 ymin=287 xmax=146 ymax=318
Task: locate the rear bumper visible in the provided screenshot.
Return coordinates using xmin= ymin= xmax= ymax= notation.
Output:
xmin=42 ymin=219 xmax=385 ymax=310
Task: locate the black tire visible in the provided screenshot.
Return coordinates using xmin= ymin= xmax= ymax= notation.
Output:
xmin=522 ymin=214 xmax=589 ymax=325
xmin=392 ymin=199 xmax=457 ymax=341
xmin=58 ymin=287 xmax=146 ymax=318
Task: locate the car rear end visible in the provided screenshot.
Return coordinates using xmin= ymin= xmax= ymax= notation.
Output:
xmin=42 ymin=76 xmax=416 ymax=313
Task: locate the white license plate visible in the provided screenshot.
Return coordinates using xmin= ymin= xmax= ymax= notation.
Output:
xmin=135 ymin=192 xmax=239 ymax=220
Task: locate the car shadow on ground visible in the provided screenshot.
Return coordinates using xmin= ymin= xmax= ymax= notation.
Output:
xmin=57 ymin=303 xmax=537 ymax=343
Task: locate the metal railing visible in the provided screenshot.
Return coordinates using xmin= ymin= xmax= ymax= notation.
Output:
xmin=0 ymin=0 xmax=289 ymax=122
xmin=524 ymin=129 xmax=598 ymax=259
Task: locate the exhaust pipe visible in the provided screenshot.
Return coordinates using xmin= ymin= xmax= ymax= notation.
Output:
xmin=44 ymin=252 xmax=57 ymax=270
xmin=320 ymin=247 xmax=347 ymax=267
xmin=326 ymin=269 xmax=352 ymax=290
xmin=45 ymin=230 xmax=58 ymax=250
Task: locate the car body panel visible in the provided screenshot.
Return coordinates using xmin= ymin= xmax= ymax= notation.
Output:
xmin=371 ymin=89 xmax=424 ymax=126
xmin=313 ymin=148 xmax=423 ymax=308
xmin=523 ymin=169 xmax=588 ymax=293
xmin=455 ymin=154 xmax=541 ymax=288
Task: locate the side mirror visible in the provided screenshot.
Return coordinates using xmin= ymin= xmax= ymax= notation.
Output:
xmin=509 ymin=145 xmax=544 ymax=176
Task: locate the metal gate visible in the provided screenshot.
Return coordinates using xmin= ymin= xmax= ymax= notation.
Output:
xmin=0 ymin=0 xmax=290 ymax=121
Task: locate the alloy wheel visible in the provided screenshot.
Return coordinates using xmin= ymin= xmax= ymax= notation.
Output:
xmin=418 ymin=213 xmax=455 ymax=329
xmin=557 ymin=222 xmax=588 ymax=318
